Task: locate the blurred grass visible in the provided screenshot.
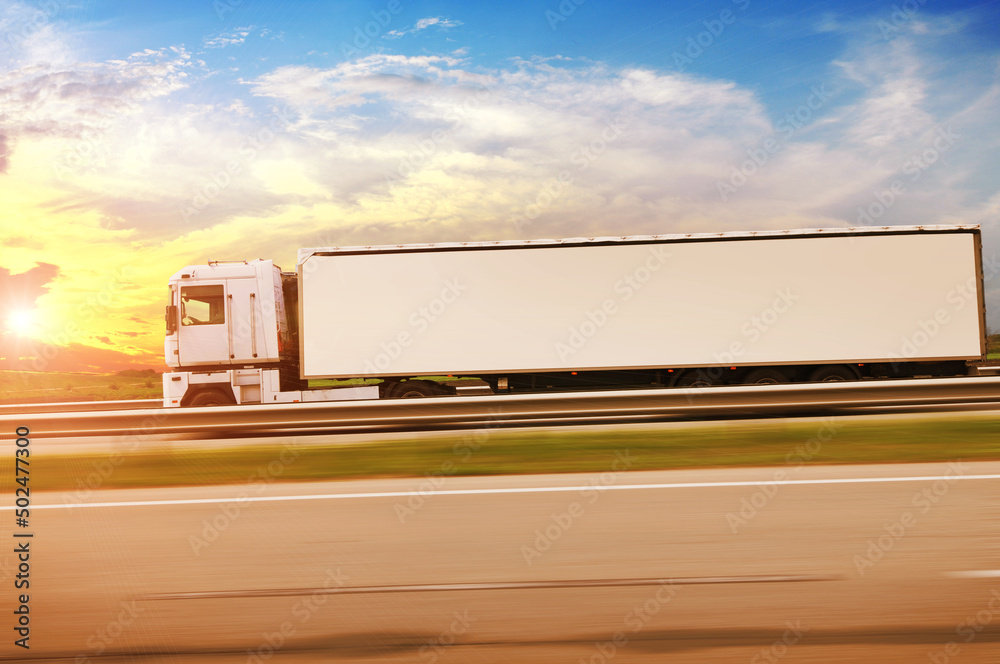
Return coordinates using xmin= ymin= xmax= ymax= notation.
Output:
xmin=20 ymin=415 xmax=1000 ymax=491
xmin=0 ymin=370 xmax=161 ymax=403
xmin=987 ymin=333 xmax=999 ymax=359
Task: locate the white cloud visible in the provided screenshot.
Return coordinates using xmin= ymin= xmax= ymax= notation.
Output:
xmin=0 ymin=1 xmax=77 ymax=65
xmin=0 ymin=46 xmax=197 ymax=179
xmin=835 ymin=39 xmax=935 ymax=149
xmin=204 ymin=27 xmax=254 ymax=48
xmin=236 ymin=55 xmax=803 ymax=245
xmin=384 ymin=16 xmax=462 ymax=39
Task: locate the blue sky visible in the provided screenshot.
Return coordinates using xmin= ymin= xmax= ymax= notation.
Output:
xmin=43 ymin=1 xmax=1000 ymax=117
xmin=1 ymin=0 xmax=1000 ymax=369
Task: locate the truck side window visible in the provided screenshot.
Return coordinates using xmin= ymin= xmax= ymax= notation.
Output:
xmin=181 ymin=285 xmax=225 ymax=326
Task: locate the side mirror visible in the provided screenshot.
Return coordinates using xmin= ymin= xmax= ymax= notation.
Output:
xmin=165 ymin=305 xmax=178 ymax=335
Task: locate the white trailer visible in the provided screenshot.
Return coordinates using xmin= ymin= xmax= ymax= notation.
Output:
xmin=163 ymin=225 xmax=987 ymax=406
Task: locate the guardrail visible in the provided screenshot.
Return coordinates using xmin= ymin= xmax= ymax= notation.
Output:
xmin=4 ymin=376 xmax=1000 ymax=438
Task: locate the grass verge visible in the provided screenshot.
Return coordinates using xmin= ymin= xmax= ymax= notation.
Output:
xmin=16 ymin=415 xmax=1000 ymax=492
xmin=0 ymin=370 xmax=162 ymax=403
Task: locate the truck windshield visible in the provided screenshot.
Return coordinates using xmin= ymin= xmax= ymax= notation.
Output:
xmin=181 ymin=285 xmax=225 ymax=325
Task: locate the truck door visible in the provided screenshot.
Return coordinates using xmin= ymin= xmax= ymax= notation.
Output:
xmin=226 ymin=277 xmax=267 ymax=363
xmin=177 ymin=282 xmax=231 ymax=367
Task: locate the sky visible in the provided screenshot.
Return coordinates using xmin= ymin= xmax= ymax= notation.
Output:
xmin=1 ymin=0 xmax=999 ymax=373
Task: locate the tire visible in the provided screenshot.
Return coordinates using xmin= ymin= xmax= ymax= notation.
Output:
xmin=674 ymin=372 xmax=714 ymax=388
xmin=388 ymin=380 xmax=447 ymax=398
xmin=743 ymin=368 xmax=788 ymax=385
xmin=188 ymin=389 xmax=235 ymax=406
xmin=808 ymin=365 xmax=857 ymax=383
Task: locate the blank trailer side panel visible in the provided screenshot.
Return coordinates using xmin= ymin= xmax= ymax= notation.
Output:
xmin=297 ymin=227 xmax=984 ymax=379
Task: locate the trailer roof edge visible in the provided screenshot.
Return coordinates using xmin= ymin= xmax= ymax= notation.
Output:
xmin=297 ymin=224 xmax=980 ymax=264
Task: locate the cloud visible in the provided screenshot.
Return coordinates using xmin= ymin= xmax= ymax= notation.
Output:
xmin=197 ymin=37 xmax=997 ymax=252
xmin=0 ymin=132 xmax=8 ymax=173
xmin=204 ymin=27 xmax=254 ymax=48
xmin=385 ymin=17 xmax=462 ymax=39
xmin=0 ymin=46 xmax=197 ymax=163
xmin=835 ymin=40 xmax=934 ymax=149
xmin=0 ymin=263 xmax=60 ymax=313
xmin=239 ymin=54 xmax=775 ymax=242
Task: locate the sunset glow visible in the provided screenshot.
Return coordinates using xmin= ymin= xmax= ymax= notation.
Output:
xmin=5 ymin=309 xmax=36 ymax=336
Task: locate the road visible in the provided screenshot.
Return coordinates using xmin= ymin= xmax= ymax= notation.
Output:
xmin=2 ymin=460 xmax=1000 ymax=663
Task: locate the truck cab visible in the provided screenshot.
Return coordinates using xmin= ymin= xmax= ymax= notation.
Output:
xmin=163 ymin=260 xmax=286 ymax=406
xmin=165 ymin=260 xmax=286 ymax=370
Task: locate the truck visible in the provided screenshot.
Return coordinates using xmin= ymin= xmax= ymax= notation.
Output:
xmin=162 ymin=224 xmax=988 ymax=406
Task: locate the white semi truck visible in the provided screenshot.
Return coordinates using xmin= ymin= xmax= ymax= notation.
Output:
xmin=162 ymin=225 xmax=988 ymax=406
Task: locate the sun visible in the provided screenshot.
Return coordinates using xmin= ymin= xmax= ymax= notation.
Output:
xmin=4 ymin=309 xmax=41 ymax=337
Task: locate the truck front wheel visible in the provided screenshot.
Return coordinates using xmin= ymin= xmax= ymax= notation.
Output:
xmin=187 ymin=389 xmax=236 ymax=406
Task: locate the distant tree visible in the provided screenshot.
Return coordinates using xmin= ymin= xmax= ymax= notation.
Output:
xmin=115 ymin=369 xmax=158 ymax=377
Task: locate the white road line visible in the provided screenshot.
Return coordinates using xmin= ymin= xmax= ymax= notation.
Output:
xmin=946 ymin=570 xmax=1000 ymax=578
xmin=6 ymin=472 xmax=999 ymax=511
xmin=144 ymin=574 xmax=838 ymax=600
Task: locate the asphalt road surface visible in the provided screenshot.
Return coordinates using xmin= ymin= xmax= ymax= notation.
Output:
xmin=3 ymin=460 xmax=1000 ymax=663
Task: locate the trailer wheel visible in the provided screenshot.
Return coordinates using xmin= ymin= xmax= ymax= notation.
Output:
xmin=389 ymin=380 xmax=447 ymax=398
xmin=674 ymin=372 xmax=714 ymax=388
xmin=188 ymin=389 xmax=235 ymax=406
xmin=808 ymin=365 xmax=858 ymax=382
xmin=743 ymin=368 xmax=788 ymax=385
